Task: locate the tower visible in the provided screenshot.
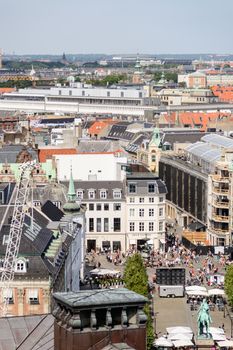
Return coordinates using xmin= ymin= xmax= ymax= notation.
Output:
xmin=63 ymin=167 xmax=80 ymax=213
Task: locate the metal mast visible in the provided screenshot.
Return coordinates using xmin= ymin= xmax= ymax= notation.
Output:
xmin=0 ymin=161 xmax=35 ymax=316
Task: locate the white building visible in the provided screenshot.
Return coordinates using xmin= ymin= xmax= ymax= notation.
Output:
xmin=55 ymin=153 xmax=128 ymax=181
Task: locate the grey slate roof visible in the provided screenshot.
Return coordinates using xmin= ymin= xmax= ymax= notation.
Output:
xmin=0 ymin=145 xmax=38 ymax=163
xmin=77 ymin=139 xmax=121 ymax=153
xmin=126 ymin=173 xmax=167 ymax=195
xmin=53 ymin=288 xmax=147 ymax=309
xmin=0 ymin=314 xmax=54 ymax=350
xmin=62 ymin=180 xmax=125 ymax=201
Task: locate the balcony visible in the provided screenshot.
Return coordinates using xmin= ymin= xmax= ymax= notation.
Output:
xmin=209 ymin=227 xmax=229 ymax=236
xmin=212 ymin=187 xmax=229 ymax=195
xmin=212 ymin=175 xmax=229 ymax=183
xmin=212 ymin=200 xmax=229 ymax=208
xmin=212 ymin=214 xmax=229 ymax=223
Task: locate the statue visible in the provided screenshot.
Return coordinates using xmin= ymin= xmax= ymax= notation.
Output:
xmin=197 ymin=299 xmax=212 ymax=337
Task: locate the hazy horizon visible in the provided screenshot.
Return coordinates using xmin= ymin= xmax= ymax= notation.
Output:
xmin=1 ymin=0 xmax=233 ymax=55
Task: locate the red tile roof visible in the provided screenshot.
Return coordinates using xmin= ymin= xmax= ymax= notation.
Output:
xmin=39 ymin=148 xmax=77 ymax=162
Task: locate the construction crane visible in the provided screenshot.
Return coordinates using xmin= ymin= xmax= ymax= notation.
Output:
xmin=0 ymin=161 xmax=36 ymax=316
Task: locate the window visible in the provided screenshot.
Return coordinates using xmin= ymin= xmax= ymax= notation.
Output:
xmin=148 ymin=183 xmax=155 ymax=193
xmin=97 ymin=218 xmax=101 ymax=232
xmin=129 ymin=222 xmax=135 ymax=231
xmin=149 ymin=197 xmax=154 ymax=203
xmin=113 ymin=241 xmax=121 ymax=251
xmin=107 ymin=91 xmax=110 ymax=97
xmin=0 ymin=191 xmax=3 ymax=204
xmin=82 ymin=90 xmax=85 ymax=96
xmin=114 ymin=203 xmax=121 ymax=211
xmin=113 ymin=190 xmax=121 ymax=199
xmin=159 ymin=208 xmax=163 ymax=216
xmin=104 ymin=218 xmax=109 ymax=232
xmin=16 ymin=259 xmax=26 ymax=273
xmin=89 ymin=203 xmax=94 ymax=211
xmin=121 ymin=91 xmax=124 ymax=97
xmin=139 ymin=222 xmax=144 ymax=231
xmin=69 ymin=90 xmax=72 ymax=96
xmin=139 ymin=197 xmax=144 ymax=203
xmin=96 ymin=204 xmax=102 ymax=211
xmin=149 ymin=208 xmax=154 ymax=217
xmin=151 ymin=155 xmax=156 ymax=162
xmin=89 ymin=218 xmax=94 ymax=232
xmin=3 ymin=289 xmax=13 ymax=304
xmin=114 ymin=218 xmax=121 ymax=232
xmin=129 ymin=183 xmax=136 ymax=193
xmin=129 ymin=208 xmax=135 ymax=217
xmin=129 ymin=197 xmax=135 ymax=203
xmin=59 ymin=90 xmax=62 ymax=95
xmin=149 ymin=222 xmax=154 ymax=231
xmin=139 ymin=208 xmax=144 ymax=217
xmin=100 ymin=190 xmax=107 ymax=199
xmin=159 ymin=221 xmax=163 ymax=231
xmin=28 ymin=289 xmax=39 ymax=305
xmin=3 ymin=235 xmax=9 ymax=245
xmin=77 ymin=190 xmax=83 ymax=199
xmin=104 ymin=203 xmax=109 ymax=211
xmin=88 ymin=190 xmax=95 ymax=199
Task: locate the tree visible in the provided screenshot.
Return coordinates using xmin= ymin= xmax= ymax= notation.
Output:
xmin=225 ymin=265 xmax=233 ymax=306
xmin=124 ymin=253 xmax=154 ymax=350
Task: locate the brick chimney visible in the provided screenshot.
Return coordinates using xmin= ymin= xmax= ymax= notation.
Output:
xmin=53 ymin=288 xmax=147 ymax=350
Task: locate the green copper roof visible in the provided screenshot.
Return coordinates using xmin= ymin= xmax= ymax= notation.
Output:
xmin=149 ymin=127 xmax=161 ymax=147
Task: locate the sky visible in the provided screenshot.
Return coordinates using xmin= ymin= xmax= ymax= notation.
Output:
xmin=1 ymin=0 xmax=233 ymax=55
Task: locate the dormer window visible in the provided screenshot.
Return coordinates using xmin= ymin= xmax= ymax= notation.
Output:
xmin=15 ymin=259 xmax=26 ymax=273
xmin=129 ymin=183 xmax=136 ymax=193
xmin=77 ymin=190 xmax=83 ymax=199
xmin=100 ymin=190 xmax=107 ymax=199
xmin=148 ymin=183 xmax=155 ymax=193
xmin=113 ymin=189 xmax=121 ymax=199
xmin=88 ymin=189 xmax=95 ymax=199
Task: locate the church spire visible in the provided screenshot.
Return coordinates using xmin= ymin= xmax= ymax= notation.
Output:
xmin=67 ymin=166 xmax=76 ymax=202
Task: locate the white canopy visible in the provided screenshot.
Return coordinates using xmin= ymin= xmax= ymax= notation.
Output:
xmin=209 ymin=327 xmax=225 ymax=335
xmin=90 ymin=268 xmax=120 ymax=276
xmin=173 ymin=340 xmax=194 ymax=348
xmin=185 ymin=286 xmax=207 ymax=292
xmin=154 ymin=337 xmax=173 ymax=347
xmin=168 ymin=333 xmax=193 ymax=341
xmin=186 ymin=290 xmax=208 ymax=297
xmin=166 ymin=326 xmax=193 ymax=334
xmin=211 ymin=334 xmax=226 ymax=341
xmin=217 ymin=340 xmax=233 ymax=348
xmin=208 ymin=289 xmax=225 ymax=296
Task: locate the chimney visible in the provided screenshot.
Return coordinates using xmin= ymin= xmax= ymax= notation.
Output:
xmin=53 ymin=288 xmax=147 ymax=350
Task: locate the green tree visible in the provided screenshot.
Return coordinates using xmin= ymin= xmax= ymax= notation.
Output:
xmin=225 ymin=265 xmax=233 ymax=306
xmin=124 ymin=253 xmax=154 ymax=350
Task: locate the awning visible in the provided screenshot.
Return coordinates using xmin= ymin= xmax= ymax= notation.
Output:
xmin=168 ymin=333 xmax=193 ymax=341
xmin=188 ymin=222 xmax=205 ymax=231
xmin=3 ymin=288 xmax=13 ymax=299
xmin=173 ymin=340 xmax=194 ymax=348
xmin=209 ymin=327 xmax=225 ymax=335
xmin=154 ymin=337 xmax=173 ymax=347
xmin=129 ymin=239 xmax=136 ymax=244
xmin=186 ymin=290 xmax=208 ymax=297
xmin=185 ymin=286 xmax=207 ymax=292
xmin=211 ymin=334 xmax=226 ymax=341
xmin=28 ymin=289 xmax=39 ymax=299
xmin=208 ymin=289 xmax=225 ymax=296
xmin=217 ymin=340 xmax=233 ymax=348
xmin=167 ymin=327 xmax=193 ymax=334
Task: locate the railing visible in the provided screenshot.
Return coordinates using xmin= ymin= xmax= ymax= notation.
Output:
xmin=212 ymin=200 xmax=229 ymax=208
xmin=212 ymin=175 xmax=229 ymax=183
xmin=212 ymin=215 xmax=229 ymax=222
xmin=212 ymin=188 xmax=229 ymax=194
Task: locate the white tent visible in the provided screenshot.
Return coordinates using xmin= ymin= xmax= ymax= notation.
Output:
xmin=90 ymin=268 xmax=120 ymax=276
xmin=173 ymin=340 xmax=194 ymax=348
xmin=166 ymin=326 xmax=193 ymax=334
xmin=168 ymin=333 xmax=193 ymax=341
xmin=209 ymin=327 xmax=225 ymax=335
xmin=211 ymin=334 xmax=226 ymax=341
xmin=217 ymin=340 xmax=233 ymax=348
xmin=186 ymin=290 xmax=208 ymax=297
xmin=154 ymin=337 xmax=173 ymax=347
xmin=208 ymin=289 xmax=225 ymax=296
xmin=185 ymin=286 xmax=207 ymax=292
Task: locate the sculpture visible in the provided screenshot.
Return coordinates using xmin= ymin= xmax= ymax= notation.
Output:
xmin=197 ymin=299 xmax=212 ymax=337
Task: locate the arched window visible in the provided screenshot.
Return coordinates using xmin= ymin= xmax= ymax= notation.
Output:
xmin=15 ymin=259 xmax=26 ymax=272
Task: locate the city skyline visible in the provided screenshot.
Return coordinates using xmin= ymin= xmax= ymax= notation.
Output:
xmin=1 ymin=0 xmax=233 ymax=55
